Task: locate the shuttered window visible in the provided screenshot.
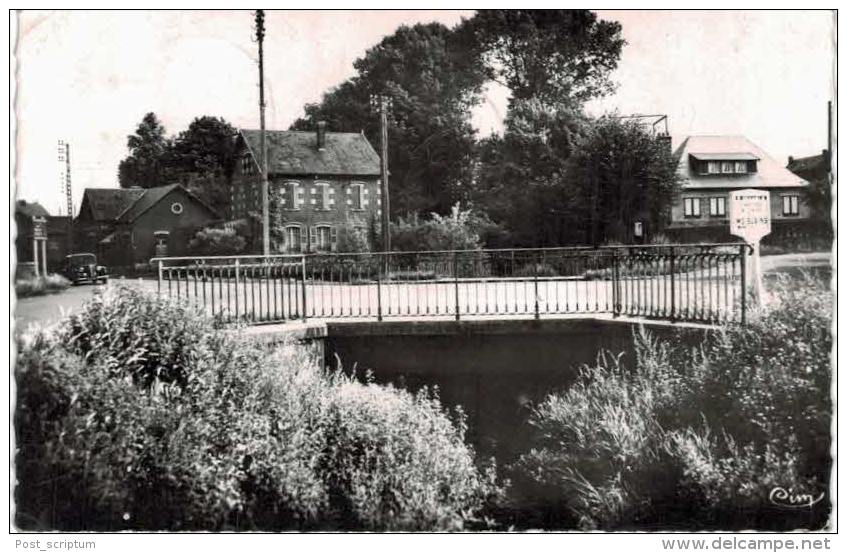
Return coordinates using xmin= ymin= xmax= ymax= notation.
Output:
xmin=284 ymin=226 xmax=302 ymax=253
xmin=350 ymin=183 xmax=364 ymax=210
xmin=314 ymin=183 xmax=330 ymax=211
xmin=283 ymin=182 xmax=300 ymax=210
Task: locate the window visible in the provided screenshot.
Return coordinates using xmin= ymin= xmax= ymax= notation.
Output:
xmin=241 ymin=155 xmax=254 ymax=174
xmin=283 ymin=182 xmax=300 ymax=210
xmin=285 ymin=225 xmax=302 ymax=253
xmin=314 ymin=225 xmax=332 ymax=252
xmin=734 ymin=161 xmax=748 ymax=174
xmin=683 ymin=197 xmax=701 ymax=218
xmin=171 ymin=202 xmax=183 ymax=215
xmin=782 ymin=195 xmax=800 ymax=216
xmin=314 ymin=183 xmax=330 ymax=211
xmin=721 ymin=161 xmax=734 ymax=173
xmin=709 ymin=196 xmax=726 ymax=217
xmin=706 ymin=161 xmax=720 ymax=174
xmin=349 ymin=183 xmax=364 ymax=210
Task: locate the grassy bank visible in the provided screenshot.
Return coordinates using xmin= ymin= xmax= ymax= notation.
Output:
xmin=14 ymin=286 xmax=500 ymax=531
xmin=514 ymin=274 xmax=832 ymax=530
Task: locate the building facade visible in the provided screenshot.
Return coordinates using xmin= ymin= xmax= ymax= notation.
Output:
xmin=76 ymin=184 xmax=220 ymax=267
xmin=230 ymin=124 xmax=382 ymax=253
xmin=668 ymin=136 xmax=810 ymax=241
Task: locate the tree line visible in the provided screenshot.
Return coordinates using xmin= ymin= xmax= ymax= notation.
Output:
xmin=117 ymin=10 xmax=681 ymax=249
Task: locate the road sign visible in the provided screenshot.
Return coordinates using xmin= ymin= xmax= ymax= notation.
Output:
xmin=32 ymin=216 xmax=47 ymax=240
xmin=729 ymin=189 xmax=771 ymax=242
xmin=729 ymin=189 xmax=770 ymax=305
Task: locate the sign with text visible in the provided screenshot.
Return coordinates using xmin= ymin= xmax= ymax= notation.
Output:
xmin=32 ymin=216 xmax=47 ymax=240
xmin=729 ymin=189 xmax=771 ymax=243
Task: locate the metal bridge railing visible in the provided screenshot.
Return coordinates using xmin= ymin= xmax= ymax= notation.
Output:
xmin=151 ymin=244 xmax=750 ymax=325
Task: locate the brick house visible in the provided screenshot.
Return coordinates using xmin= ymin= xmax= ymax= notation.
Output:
xmin=230 ymin=123 xmax=382 ymax=253
xmin=668 ymin=135 xmax=810 ymax=241
xmin=75 ymin=184 xmax=220 ymax=267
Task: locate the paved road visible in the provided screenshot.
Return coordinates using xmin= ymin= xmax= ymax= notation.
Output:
xmin=13 ymin=278 xmax=157 ymax=333
xmin=13 ymin=251 xmax=831 ymax=331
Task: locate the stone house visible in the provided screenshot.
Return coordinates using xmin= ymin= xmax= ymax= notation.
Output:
xmin=230 ymin=123 xmax=382 ymax=253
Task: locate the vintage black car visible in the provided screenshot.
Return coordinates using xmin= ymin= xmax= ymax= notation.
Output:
xmin=62 ymin=253 xmax=109 ymax=285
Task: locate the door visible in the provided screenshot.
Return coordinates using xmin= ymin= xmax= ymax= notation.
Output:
xmin=154 ymin=231 xmax=169 ymax=258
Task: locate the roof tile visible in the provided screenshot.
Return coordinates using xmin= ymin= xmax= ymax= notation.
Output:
xmin=241 ymin=129 xmax=380 ymax=176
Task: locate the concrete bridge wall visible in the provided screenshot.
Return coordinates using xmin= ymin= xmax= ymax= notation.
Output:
xmin=247 ymin=316 xmax=710 ymax=463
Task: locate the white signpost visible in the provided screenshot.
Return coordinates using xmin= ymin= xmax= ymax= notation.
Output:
xmin=729 ymin=189 xmax=771 ymax=304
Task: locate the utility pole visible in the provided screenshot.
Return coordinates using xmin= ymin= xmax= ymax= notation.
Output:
xmin=255 ymin=10 xmax=270 ymax=255
xmin=369 ymin=94 xmax=392 ymax=252
xmin=57 ymin=140 xmax=74 ymax=252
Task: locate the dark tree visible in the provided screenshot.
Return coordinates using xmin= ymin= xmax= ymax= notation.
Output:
xmin=169 ymin=116 xmax=238 ymax=211
xmin=117 ymin=114 xmax=237 ymax=214
xmin=458 ymin=10 xmax=625 ymax=106
xmin=291 ymin=22 xmax=488 ymax=216
xmin=565 ymin=116 xmax=681 ymax=245
xmin=118 ymin=113 xmax=173 ymax=188
xmin=471 ymin=99 xmax=588 ymax=247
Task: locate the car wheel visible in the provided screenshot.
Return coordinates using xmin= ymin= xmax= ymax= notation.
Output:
xmin=99 ymin=277 xmax=108 ymax=285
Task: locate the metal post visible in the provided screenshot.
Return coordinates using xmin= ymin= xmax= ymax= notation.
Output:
xmin=376 ymin=254 xmax=383 ymax=322
xmin=234 ymin=259 xmax=241 ymax=321
xmin=157 ymin=260 xmax=163 ymax=296
xmin=454 ymin=251 xmax=460 ymax=321
xmin=300 ymin=255 xmax=308 ymax=322
xmin=612 ymin=249 xmax=619 ymax=317
xmin=739 ymin=243 xmax=747 ymax=325
xmin=533 ymin=252 xmax=540 ymax=320
xmin=669 ymin=246 xmax=676 ymax=322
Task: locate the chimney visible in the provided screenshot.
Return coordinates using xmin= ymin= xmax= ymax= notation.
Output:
xmin=316 ymin=121 xmax=327 ymax=151
xmin=788 ymin=156 xmax=794 ymax=165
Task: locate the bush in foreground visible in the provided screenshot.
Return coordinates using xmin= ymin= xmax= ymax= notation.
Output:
xmin=517 ymin=275 xmax=832 ymax=530
xmin=15 ymin=286 xmax=499 ymax=531
xmin=15 ymin=274 xmax=71 ymax=298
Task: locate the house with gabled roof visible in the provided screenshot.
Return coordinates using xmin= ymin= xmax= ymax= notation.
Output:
xmin=76 ymin=183 xmax=220 ymax=267
xmin=230 ymin=122 xmax=382 ymax=253
xmin=668 ymin=135 xmax=811 ymax=241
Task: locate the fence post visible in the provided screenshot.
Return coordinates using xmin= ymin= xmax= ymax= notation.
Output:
xmin=739 ymin=243 xmax=747 ymax=325
xmin=157 ymin=259 xmax=163 ymax=297
xmin=612 ymin=250 xmax=619 ymax=317
xmin=234 ymin=259 xmax=240 ymax=321
xmin=533 ymin=252 xmax=540 ymax=320
xmin=454 ymin=250 xmax=460 ymax=321
xmin=300 ymin=255 xmax=308 ymax=322
xmin=669 ymin=246 xmax=676 ymax=322
xmin=377 ymin=254 xmax=384 ymax=322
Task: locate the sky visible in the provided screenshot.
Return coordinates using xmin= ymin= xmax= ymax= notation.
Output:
xmin=12 ymin=10 xmax=835 ymax=216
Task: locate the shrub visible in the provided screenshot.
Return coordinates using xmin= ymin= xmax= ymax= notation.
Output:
xmin=15 ymin=285 xmax=499 ymax=531
xmin=391 ymin=203 xmax=484 ymax=252
xmin=517 ymin=275 xmax=832 ymax=530
xmin=15 ymin=274 xmax=71 ymax=298
xmin=188 ymin=226 xmax=246 ymax=256
xmin=514 ymin=262 xmax=558 ymax=278
xmin=335 ymin=222 xmax=371 ymax=254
